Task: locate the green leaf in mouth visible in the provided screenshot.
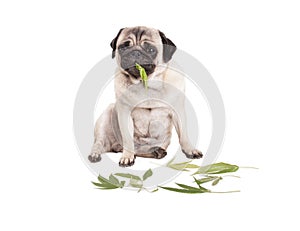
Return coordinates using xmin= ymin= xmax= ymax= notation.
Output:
xmin=135 ymin=63 xmax=148 ymax=89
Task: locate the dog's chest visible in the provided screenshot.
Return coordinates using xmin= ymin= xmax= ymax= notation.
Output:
xmin=131 ymin=107 xmax=172 ymax=138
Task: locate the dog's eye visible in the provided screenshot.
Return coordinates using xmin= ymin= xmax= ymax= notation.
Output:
xmin=146 ymin=47 xmax=156 ymax=53
xmin=143 ymin=42 xmax=157 ymax=54
xmin=118 ymin=41 xmax=131 ymax=51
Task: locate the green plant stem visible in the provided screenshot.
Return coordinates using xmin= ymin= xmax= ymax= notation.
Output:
xmin=239 ymin=166 xmax=259 ymax=169
xmin=209 ymin=190 xmax=241 ymax=194
xmin=222 ymin=175 xmax=241 ymax=178
xmin=142 ymin=187 xmax=158 ymax=193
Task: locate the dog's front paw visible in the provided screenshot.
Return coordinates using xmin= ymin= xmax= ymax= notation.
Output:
xmin=182 ymin=149 xmax=203 ymax=159
xmin=88 ymin=153 xmax=102 ymax=163
xmin=119 ymin=151 xmax=135 ymax=167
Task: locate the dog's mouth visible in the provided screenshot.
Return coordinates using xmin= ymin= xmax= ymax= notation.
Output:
xmin=125 ymin=63 xmax=156 ymax=79
xmin=120 ymin=49 xmax=156 ymax=79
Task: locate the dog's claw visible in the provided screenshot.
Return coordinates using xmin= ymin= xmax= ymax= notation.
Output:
xmin=88 ymin=153 xmax=102 ymax=163
xmin=119 ymin=156 xmax=135 ymax=167
xmin=182 ymin=149 xmax=203 ymax=159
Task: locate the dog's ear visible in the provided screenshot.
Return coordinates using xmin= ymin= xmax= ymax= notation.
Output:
xmin=159 ymin=30 xmax=177 ymax=63
xmin=110 ymin=28 xmax=124 ymax=58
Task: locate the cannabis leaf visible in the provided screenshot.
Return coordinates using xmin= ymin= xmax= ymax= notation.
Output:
xmin=165 ymin=157 xmax=200 ymax=171
xmin=92 ymin=162 xmax=255 ymax=193
xmin=212 ymin=177 xmax=222 ymax=186
xmin=193 ymin=162 xmax=239 ymax=175
xmin=194 ymin=176 xmax=218 ymax=184
xmin=92 ymin=174 xmax=125 ymax=190
xmin=194 ymin=176 xmax=223 ymax=186
xmin=114 ymin=173 xmax=141 ymax=181
xmin=143 ymin=169 xmax=153 ymax=181
xmin=159 ymin=178 xmax=210 ymax=194
xmin=114 ymin=169 xmax=154 ymax=193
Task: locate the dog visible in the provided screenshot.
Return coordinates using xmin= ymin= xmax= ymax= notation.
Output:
xmin=88 ymin=26 xmax=203 ymax=167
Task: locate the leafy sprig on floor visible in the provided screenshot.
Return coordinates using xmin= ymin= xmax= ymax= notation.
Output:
xmin=115 ymin=169 xmax=155 ymax=192
xmin=159 ymin=162 xmax=240 ymax=193
xmin=91 ymin=162 xmax=256 ymax=193
xmin=91 ymin=174 xmax=125 ymax=190
xmin=164 ymin=157 xmax=199 ymax=171
xmin=92 ymin=169 xmax=156 ymax=192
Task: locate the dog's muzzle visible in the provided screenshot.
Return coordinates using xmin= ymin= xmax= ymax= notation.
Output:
xmin=121 ymin=50 xmax=156 ymax=78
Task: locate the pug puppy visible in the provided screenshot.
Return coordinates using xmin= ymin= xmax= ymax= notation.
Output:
xmin=88 ymin=26 xmax=203 ymax=167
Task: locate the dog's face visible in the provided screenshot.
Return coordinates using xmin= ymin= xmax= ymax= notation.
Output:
xmin=110 ymin=26 xmax=176 ymax=79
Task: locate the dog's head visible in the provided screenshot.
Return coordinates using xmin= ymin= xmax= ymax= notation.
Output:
xmin=110 ymin=26 xmax=176 ymax=79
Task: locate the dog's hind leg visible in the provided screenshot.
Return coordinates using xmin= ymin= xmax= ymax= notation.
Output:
xmin=135 ymin=146 xmax=167 ymax=159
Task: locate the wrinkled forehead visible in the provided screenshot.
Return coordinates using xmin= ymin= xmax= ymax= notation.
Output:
xmin=118 ymin=27 xmax=161 ymax=44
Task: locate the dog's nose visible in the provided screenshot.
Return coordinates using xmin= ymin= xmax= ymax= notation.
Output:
xmin=130 ymin=50 xmax=142 ymax=58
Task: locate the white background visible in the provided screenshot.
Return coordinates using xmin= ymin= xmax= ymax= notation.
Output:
xmin=0 ymin=0 xmax=299 ymax=230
